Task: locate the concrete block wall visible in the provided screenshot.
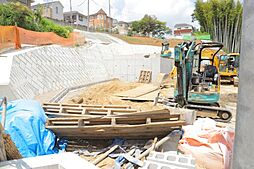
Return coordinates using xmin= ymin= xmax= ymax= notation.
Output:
xmin=0 ymin=43 xmax=170 ymax=100
xmin=1 ymin=45 xmax=109 ymax=100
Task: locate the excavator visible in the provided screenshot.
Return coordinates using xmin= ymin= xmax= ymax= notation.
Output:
xmin=161 ymin=41 xmax=177 ymax=79
xmin=218 ymin=53 xmax=240 ymax=86
xmin=161 ymin=41 xmax=172 ymax=59
xmin=160 ymin=41 xmax=232 ymax=123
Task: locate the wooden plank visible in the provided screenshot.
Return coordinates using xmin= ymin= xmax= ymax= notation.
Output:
xmin=45 ymin=112 xmax=103 ymax=118
xmin=122 ymin=90 xmax=160 ymax=101
xmin=92 ymin=145 xmax=119 ymax=165
xmin=47 ymin=113 xmax=179 ymax=122
xmin=46 ymin=109 xmax=173 ymax=120
xmin=43 ymin=107 xmax=138 ymax=116
xmin=43 ymin=106 xmax=137 ymax=112
xmin=154 ymin=73 xmax=167 ymax=86
xmin=47 ymin=114 xmax=180 ymax=126
xmin=46 ymin=121 xmax=184 ymax=139
xmin=45 ymin=108 xmax=170 ymax=118
xmin=114 ymin=84 xmax=159 ymax=98
xmin=0 ymin=124 xmax=7 ymax=161
xmin=43 ymin=103 xmax=131 ymax=109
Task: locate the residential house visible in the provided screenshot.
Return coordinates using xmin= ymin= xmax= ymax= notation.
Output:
xmin=174 ymin=23 xmax=193 ymax=36
xmin=113 ymin=21 xmax=130 ymax=35
xmin=31 ymin=1 xmax=64 ymax=21
xmin=0 ymin=0 xmax=34 ymax=7
xmin=89 ymin=9 xmax=113 ymax=31
xmin=64 ymin=11 xmax=88 ymax=28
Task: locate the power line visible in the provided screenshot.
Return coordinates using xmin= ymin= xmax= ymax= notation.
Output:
xmin=91 ymin=0 xmax=105 ymax=9
xmin=88 ymin=0 xmax=89 ymax=31
xmin=77 ymin=0 xmax=88 ymax=7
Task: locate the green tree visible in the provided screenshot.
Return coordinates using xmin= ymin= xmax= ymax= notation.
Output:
xmin=0 ymin=2 xmax=73 ymax=38
xmin=193 ymin=0 xmax=243 ymax=52
xmin=131 ymin=15 xmax=169 ymax=36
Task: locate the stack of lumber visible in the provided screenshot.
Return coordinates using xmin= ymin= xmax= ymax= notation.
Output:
xmin=43 ymin=103 xmax=185 ymax=139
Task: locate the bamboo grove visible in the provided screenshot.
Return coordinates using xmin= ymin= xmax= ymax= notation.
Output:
xmin=193 ymin=0 xmax=243 ymax=52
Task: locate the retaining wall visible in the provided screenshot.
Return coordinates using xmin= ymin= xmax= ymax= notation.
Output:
xmin=0 ymin=43 xmax=172 ymax=100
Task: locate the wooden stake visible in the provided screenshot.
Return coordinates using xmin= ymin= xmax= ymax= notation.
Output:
xmin=0 ymin=97 xmax=7 ymax=161
xmin=92 ymin=145 xmax=119 ymax=165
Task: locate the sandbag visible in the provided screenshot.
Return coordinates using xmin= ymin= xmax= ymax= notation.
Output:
xmin=178 ymin=118 xmax=234 ymax=169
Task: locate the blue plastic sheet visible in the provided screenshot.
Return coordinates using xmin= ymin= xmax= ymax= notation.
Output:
xmin=0 ymin=99 xmax=57 ymax=157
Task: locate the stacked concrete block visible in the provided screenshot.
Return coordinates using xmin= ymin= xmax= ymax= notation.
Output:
xmin=2 ymin=45 xmax=109 ymax=99
xmin=0 ymin=42 xmax=167 ymax=100
xmin=141 ymin=151 xmax=196 ymax=169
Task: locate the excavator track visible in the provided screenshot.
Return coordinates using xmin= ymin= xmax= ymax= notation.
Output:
xmin=163 ymin=99 xmax=232 ymax=123
xmin=186 ymin=104 xmax=232 ymax=123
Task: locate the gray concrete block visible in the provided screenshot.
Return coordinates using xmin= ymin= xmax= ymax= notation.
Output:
xmin=141 ymin=151 xmax=195 ymax=169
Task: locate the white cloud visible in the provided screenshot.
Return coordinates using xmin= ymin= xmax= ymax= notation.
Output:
xmin=33 ymin=0 xmax=199 ymax=28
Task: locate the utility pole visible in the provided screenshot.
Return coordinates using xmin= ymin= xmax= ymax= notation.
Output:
xmin=87 ymin=0 xmax=90 ymax=31
xmin=70 ymin=0 xmax=72 ymax=25
xmin=109 ymin=0 xmax=111 ymax=32
xmin=232 ymin=0 xmax=254 ymax=169
xmin=109 ymin=0 xmax=111 ymax=17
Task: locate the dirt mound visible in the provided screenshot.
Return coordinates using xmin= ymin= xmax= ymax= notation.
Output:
xmin=67 ymin=80 xmax=164 ymax=111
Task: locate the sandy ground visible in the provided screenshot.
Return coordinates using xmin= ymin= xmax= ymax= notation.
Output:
xmin=63 ymin=79 xmax=165 ymax=111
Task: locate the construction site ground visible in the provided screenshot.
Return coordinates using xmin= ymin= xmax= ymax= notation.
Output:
xmin=57 ymin=78 xmax=238 ymax=168
xmin=112 ymin=34 xmax=186 ymax=48
xmin=62 ymin=79 xmax=238 ymax=126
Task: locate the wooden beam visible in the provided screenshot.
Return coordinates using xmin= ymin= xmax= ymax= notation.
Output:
xmin=0 ymin=124 xmax=7 ymax=162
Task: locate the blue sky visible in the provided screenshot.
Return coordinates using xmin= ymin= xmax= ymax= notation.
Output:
xmin=33 ymin=0 xmax=200 ymax=28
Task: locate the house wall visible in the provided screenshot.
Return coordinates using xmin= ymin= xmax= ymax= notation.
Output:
xmin=90 ymin=14 xmax=107 ymax=29
xmin=174 ymin=29 xmax=193 ymax=36
xmin=89 ymin=14 xmax=112 ymax=30
xmin=74 ymin=14 xmax=88 ymax=27
xmin=32 ymin=2 xmax=64 ymax=21
xmin=48 ymin=2 xmax=64 ymax=20
xmin=115 ymin=23 xmax=129 ymax=35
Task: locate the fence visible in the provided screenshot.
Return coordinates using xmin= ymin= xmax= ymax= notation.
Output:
xmin=0 ymin=26 xmax=21 ymax=51
xmin=0 ymin=26 xmax=85 ymax=52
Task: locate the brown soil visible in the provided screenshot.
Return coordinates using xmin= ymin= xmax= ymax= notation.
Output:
xmin=219 ymin=85 xmax=238 ymax=105
xmin=220 ymin=93 xmax=238 ymax=103
xmin=112 ymin=34 xmax=201 ymax=48
xmin=66 ymin=79 xmax=165 ymax=111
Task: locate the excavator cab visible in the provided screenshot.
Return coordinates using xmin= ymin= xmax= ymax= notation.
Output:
xmin=187 ymin=42 xmax=223 ymax=105
xmin=218 ymin=53 xmax=240 ymax=84
xmin=161 ymin=41 xmax=172 ymax=59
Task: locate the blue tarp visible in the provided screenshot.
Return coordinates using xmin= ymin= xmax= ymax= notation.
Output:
xmin=0 ymin=100 xmax=57 ymax=157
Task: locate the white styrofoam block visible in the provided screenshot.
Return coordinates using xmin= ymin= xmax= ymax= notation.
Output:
xmin=0 ymin=152 xmax=98 ymax=169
